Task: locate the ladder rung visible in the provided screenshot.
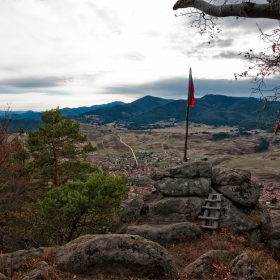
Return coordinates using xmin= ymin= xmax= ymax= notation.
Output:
xmin=201 ymin=225 xmax=218 ymax=229
xmin=205 ymin=199 xmax=222 ymax=202
xmin=198 ymin=216 xmax=219 ymax=220
xmin=202 ymin=206 xmax=221 ymax=210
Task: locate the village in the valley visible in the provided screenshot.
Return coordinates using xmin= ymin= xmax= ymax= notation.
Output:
xmin=87 ymin=143 xmax=280 ymax=207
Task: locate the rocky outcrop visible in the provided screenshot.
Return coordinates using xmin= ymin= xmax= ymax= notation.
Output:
xmin=54 ymin=234 xmax=178 ymax=279
xmin=0 ymin=247 xmax=55 ymax=276
xmin=212 ymin=168 xmax=260 ymax=207
xmin=122 ymin=193 xmax=204 ymax=223
xmin=151 ymin=161 xmax=212 ymax=180
xmin=263 ymin=208 xmax=280 ymax=259
xmin=212 ymin=167 xmax=251 ymax=186
xmin=219 ymin=195 xmax=263 ymax=233
xmin=228 ymin=253 xmax=264 ymax=280
xmin=123 ymin=162 xmax=264 ymax=236
xmin=154 ymin=177 xmax=211 ymax=197
xmin=21 ymin=261 xmax=55 ymax=280
xmin=183 ymin=250 xmax=232 ymax=279
xmin=126 ymin=222 xmax=202 ymax=245
xmin=184 ymin=250 xmax=264 ymax=280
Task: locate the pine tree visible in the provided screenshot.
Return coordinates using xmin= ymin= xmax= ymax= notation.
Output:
xmin=27 ymin=107 xmax=96 ymax=188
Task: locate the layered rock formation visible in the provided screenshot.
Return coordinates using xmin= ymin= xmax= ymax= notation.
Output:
xmin=122 ymin=161 xmax=267 ymax=240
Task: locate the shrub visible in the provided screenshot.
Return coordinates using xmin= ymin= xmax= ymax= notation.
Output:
xmin=26 ymin=172 xmax=129 ymax=246
xmin=254 ymin=138 xmax=269 ymax=152
xmin=210 ymin=132 xmax=230 ymax=141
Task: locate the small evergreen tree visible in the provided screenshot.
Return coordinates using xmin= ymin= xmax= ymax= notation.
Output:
xmin=26 ymin=107 xmax=96 ymax=187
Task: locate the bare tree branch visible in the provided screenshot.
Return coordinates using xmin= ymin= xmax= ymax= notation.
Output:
xmin=173 ymin=0 xmax=280 ymax=20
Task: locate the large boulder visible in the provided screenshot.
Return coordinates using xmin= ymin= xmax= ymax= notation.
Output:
xmin=54 ymin=234 xmax=178 ymax=279
xmin=146 ymin=197 xmax=204 ymax=222
xmin=154 ymin=177 xmax=211 ymax=197
xmin=212 ymin=167 xmax=251 ymax=186
xmin=121 ymin=191 xmax=163 ymax=223
xmin=228 ymin=253 xmax=264 ymax=280
xmin=151 ymin=161 xmax=212 ymax=180
xmin=126 ymin=222 xmax=202 ymax=245
xmin=122 ymin=195 xmax=204 ymax=223
xmin=213 ymin=181 xmax=260 ymax=207
xmin=183 ymin=250 xmax=232 ymax=279
xmin=219 ymin=195 xmax=262 ymax=233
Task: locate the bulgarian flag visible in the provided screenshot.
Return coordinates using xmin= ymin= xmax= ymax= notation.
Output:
xmin=188 ymin=68 xmax=195 ymax=107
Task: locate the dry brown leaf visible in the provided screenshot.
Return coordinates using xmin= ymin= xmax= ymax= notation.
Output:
xmin=274 ymin=123 xmax=280 ymax=135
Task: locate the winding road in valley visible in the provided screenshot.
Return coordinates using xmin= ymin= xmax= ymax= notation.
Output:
xmin=161 ymin=134 xmax=170 ymax=155
xmin=115 ymin=132 xmax=138 ymax=166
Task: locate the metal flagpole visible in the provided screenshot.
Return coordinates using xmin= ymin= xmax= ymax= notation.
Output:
xmin=184 ymin=67 xmax=192 ymax=162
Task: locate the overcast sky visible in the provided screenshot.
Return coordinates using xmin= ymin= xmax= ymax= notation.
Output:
xmin=1 ymin=0 xmax=279 ymax=111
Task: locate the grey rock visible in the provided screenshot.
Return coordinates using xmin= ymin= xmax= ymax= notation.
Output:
xmin=122 ymin=194 xmax=204 ymax=223
xmin=54 ymin=234 xmax=178 ymax=279
xmin=151 ymin=161 xmax=212 ymax=180
xmin=147 ymin=197 xmax=204 ymax=222
xmin=0 ymin=247 xmax=55 ymax=276
xmin=126 ymin=222 xmax=202 ymax=245
xmin=265 ymin=209 xmax=280 ymax=255
xmin=154 ymin=177 xmax=211 ymax=197
xmin=212 ymin=167 xmax=251 ymax=186
xmin=213 ymin=181 xmax=260 ymax=207
xmin=21 ymin=261 xmax=55 ymax=280
xmin=121 ymin=191 xmax=163 ymax=223
xmin=219 ymin=195 xmax=261 ymax=233
xmin=183 ymin=250 xmax=232 ymax=280
xmin=228 ymin=253 xmax=264 ymax=280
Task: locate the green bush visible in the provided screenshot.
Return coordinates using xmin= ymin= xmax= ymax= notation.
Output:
xmin=210 ymin=132 xmax=230 ymax=141
xmin=27 ymin=172 xmax=129 ymax=246
xmin=254 ymin=138 xmax=269 ymax=152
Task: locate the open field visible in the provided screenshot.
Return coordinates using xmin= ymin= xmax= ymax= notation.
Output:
xmin=80 ymin=122 xmax=280 ymax=185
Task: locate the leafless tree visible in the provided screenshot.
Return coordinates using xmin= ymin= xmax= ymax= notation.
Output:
xmin=0 ymin=106 xmax=30 ymax=251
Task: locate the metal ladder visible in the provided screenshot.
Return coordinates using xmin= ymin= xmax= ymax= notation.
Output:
xmin=198 ymin=193 xmax=223 ymax=230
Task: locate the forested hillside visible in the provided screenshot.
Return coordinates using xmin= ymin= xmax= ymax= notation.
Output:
xmin=5 ymin=94 xmax=278 ymax=132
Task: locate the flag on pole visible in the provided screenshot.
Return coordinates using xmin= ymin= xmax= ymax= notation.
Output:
xmin=188 ymin=68 xmax=195 ymax=107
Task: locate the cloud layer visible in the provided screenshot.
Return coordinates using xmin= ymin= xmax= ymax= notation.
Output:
xmin=0 ymin=0 xmax=278 ymax=110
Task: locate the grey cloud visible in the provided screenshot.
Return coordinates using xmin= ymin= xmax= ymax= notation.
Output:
xmin=103 ymin=77 xmax=280 ymax=100
xmin=213 ymin=50 xmax=241 ymax=59
xmin=0 ymin=87 xmax=70 ymax=96
xmin=194 ymin=38 xmax=234 ymax=49
xmin=0 ymin=76 xmax=70 ymax=89
xmin=222 ymin=17 xmax=277 ymax=33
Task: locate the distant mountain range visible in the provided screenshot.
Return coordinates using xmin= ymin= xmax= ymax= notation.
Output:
xmin=0 ymin=101 xmax=126 ymax=120
xmin=4 ymin=95 xmax=278 ymax=132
